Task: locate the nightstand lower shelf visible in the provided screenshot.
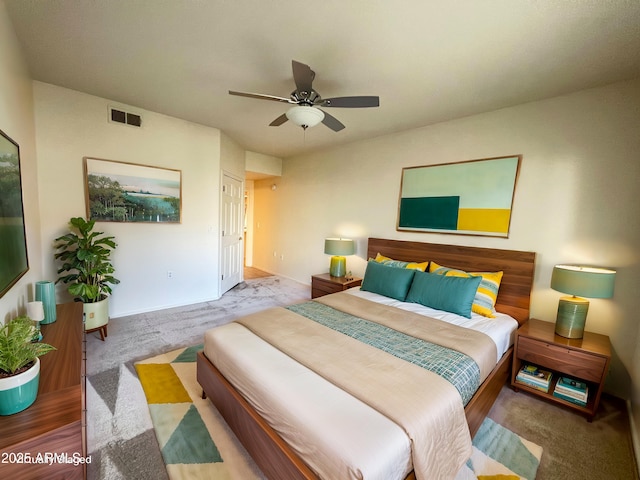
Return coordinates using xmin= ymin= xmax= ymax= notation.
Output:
xmin=513 ymin=371 xmax=596 ymax=417
xmin=511 ymin=319 xmax=611 ymax=421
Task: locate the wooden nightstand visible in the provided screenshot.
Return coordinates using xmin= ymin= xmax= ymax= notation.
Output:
xmin=511 ymin=318 xmax=611 ymax=421
xmin=311 ymin=273 xmax=362 ymax=299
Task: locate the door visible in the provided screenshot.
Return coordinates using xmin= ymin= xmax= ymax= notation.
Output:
xmin=220 ymin=172 xmax=244 ymax=294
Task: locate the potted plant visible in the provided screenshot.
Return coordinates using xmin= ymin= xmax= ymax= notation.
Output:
xmin=54 ymin=217 xmax=120 ymax=338
xmin=0 ymin=316 xmax=56 ymax=415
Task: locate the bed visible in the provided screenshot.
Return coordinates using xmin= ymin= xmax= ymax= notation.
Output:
xmin=197 ymin=238 xmax=536 ymax=479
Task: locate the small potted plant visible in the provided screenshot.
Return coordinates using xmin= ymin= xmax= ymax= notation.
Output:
xmin=54 ymin=217 xmax=120 ymax=338
xmin=0 ymin=316 xmax=56 ymax=415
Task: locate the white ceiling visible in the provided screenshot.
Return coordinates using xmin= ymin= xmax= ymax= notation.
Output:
xmin=5 ymin=0 xmax=640 ymax=158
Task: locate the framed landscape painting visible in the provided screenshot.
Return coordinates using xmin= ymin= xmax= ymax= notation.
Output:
xmin=0 ymin=129 xmax=29 ymax=298
xmin=397 ymin=155 xmax=521 ymax=237
xmin=84 ymin=157 xmax=182 ymax=223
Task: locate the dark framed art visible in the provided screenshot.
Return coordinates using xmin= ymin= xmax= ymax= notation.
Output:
xmin=0 ymin=129 xmax=29 ymax=298
xmin=397 ymin=155 xmax=521 ymax=238
xmin=84 ymin=157 xmax=182 ymax=223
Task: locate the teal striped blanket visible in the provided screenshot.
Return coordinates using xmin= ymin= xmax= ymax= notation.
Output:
xmin=286 ymin=300 xmax=481 ymax=405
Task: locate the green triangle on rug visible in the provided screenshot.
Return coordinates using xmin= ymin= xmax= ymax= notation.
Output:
xmin=172 ymin=344 xmax=204 ymax=363
xmin=162 ymin=404 xmax=222 ymax=464
xmin=137 ymin=344 xmax=542 ymax=480
xmin=466 ymin=417 xmax=543 ymax=480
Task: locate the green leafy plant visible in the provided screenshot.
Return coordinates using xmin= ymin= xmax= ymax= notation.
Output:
xmin=0 ymin=316 xmax=55 ymax=377
xmin=54 ymin=217 xmax=120 ymax=303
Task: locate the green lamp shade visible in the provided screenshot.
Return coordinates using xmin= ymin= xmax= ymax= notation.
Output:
xmin=324 ymin=238 xmax=355 ymax=277
xmin=551 ymin=265 xmax=616 ymax=298
xmin=550 ymin=265 xmax=616 ymax=339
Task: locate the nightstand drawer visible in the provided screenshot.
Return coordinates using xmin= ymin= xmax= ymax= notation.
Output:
xmin=518 ymin=336 xmax=607 ymax=383
xmin=312 ymin=280 xmax=340 ymax=296
xmin=311 ymin=274 xmax=362 ymax=299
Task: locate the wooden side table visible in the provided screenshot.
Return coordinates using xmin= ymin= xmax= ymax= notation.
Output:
xmin=311 ymin=273 xmax=362 ymax=299
xmin=511 ymin=318 xmax=611 ymax=421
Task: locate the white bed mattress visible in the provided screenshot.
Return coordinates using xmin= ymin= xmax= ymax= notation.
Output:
xmin=345 ymin=287 xmax=518 ymax=360
xmin=203 ymin=290 xmax=518 ymax=480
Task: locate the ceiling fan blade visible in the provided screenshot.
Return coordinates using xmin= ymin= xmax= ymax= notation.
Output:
xmin=318 ymin=96 xmax=380 ymax=108
xmin=229 ymin=90 xmax=293 ymax=103
xmin=291 ymin=60 xmax=315 ymax=96
xmin=320 ymin=110 xmax=345 ymax=132
xmin=269 ymin=113 xmax=289 ymax=127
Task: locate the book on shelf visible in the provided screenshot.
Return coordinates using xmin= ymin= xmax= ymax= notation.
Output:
xmin=515 ymin=372 xmax=547 ymax=388
xmin=516 ymin=376 xmax=551 ymax=392
xmin=516 ymin=367 xmax=553 ymax=393
xmin=517 ymin=364 xmax=552 ymax=385
xmin=520 ymin=364 xmax=541 ymax=377
xmin=557 ymin=376 xmax=588 ymax=394
xmin=555 ymin=382 xmax=588 ymax=396
xmin=554 ymin=378 xmax=589 ymax=403
xmin=553 ymin=389 xmax=587 ymax=406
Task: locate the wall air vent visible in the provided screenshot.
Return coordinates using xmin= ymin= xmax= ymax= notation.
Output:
xmin=109 ymin=107 xmax=142 ymax=127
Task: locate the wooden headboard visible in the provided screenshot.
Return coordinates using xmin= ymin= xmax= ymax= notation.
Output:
xmin=367 ymin=238 xmax=536 ymax=324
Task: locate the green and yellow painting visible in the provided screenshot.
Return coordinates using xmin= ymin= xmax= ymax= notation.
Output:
xmin=398 ymin=156 xmax=521 ymax=237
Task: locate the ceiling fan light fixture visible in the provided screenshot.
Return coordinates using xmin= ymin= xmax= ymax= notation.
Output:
xmin=286 ymin=105 xmax=324 ymax=129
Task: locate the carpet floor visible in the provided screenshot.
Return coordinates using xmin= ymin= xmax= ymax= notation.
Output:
xmin=86 ymin=275 xmax=638 ymax=480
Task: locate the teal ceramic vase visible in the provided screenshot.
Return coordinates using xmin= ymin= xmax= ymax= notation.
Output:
xmin=35 ymin=281 xmax=57 ymax=324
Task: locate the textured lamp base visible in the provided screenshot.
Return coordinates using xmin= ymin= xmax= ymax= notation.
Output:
xmin=329 ymin=256 xmax=346 ymax=277
xmin=555 ymin=296 xmax=589 ymax=339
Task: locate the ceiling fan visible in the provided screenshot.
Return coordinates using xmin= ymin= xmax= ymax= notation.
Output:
xmin=229 ymin=60 xmax=379 ymax=131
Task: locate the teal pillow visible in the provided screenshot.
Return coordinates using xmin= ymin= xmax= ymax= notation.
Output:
xmin=360 ymin=260 xmax=416 ymax=301
xmin=406 ymin=270 xmax=482 ymax=318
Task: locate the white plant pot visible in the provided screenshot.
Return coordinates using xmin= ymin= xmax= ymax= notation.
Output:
xmin=0 ymin=357 xmax=40 ymax=415
xmin=84 ymin=297 xmax=109 ymax=331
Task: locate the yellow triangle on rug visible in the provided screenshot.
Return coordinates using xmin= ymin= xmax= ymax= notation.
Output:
xmin=135 ymin=345 xmax=264 ymax=480
xmin=136 ymin=345 xmax=542 ymax=480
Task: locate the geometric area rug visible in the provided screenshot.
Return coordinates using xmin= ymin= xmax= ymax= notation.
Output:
xmin=462 ymin=417 xmax=543 ymax=480
xmin=135 ymin=344 xmax=263 ymax=480
xmin=136 ymin=345 xmax=542 ymax=480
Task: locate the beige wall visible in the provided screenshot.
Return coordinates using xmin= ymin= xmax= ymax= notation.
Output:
xmin=33 ymin=82 xmax=237 ymax=317
xmin=253 ymin=79 xmax=640 ymax=448
xmin=0 ymin=2 xmax=43 ymax=322
xmin=221 ymin=132 xmax=246 ymax=179
xmin=246 ymin=151 xmax=282 ymax=178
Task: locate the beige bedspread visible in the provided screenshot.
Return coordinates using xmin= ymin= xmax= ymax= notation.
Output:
xmin=317 ymin=293 xmax=497 ymax=381
xmin=235 ymin=293 xmax=496 ymax=480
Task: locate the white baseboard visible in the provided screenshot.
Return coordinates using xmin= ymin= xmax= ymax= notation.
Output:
xmin=627 ymin=399 xmax=640 ymax=476
xmin=111 ymin=295 xmax=221 ymax=318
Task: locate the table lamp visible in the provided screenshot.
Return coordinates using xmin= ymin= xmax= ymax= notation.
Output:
xmin=324 ymin=238 xmax=355 ymax=277
xmin=550 ymin=265 xmax=616 ymax=339
xmin=27 ymin=300 xmax=45 ymax=342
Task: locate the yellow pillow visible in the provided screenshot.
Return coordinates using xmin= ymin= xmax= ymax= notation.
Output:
xmin=375 ymin=253 xmax=428 ymax=271
xmin=429 ymin=261 xmax=503 ymax=317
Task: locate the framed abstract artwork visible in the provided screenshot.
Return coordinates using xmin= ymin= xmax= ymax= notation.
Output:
xmin=84 ymin=157 xmax=182 ymax=223
xmin=0 ymin=129 xmax=29 ymax=298
xmin=397 ymin=155 xmax=521 ymax=237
